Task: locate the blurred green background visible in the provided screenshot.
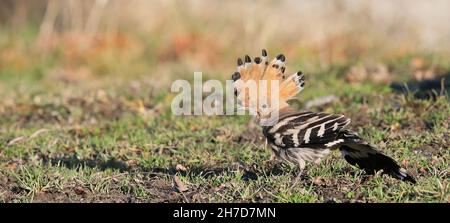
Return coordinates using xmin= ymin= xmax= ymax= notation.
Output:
xmin=1 ymin=0 xmax=450 ymax=95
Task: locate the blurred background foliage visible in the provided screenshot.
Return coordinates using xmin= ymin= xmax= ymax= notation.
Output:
xmin=1 ymin=0 xmax=450 ymax=96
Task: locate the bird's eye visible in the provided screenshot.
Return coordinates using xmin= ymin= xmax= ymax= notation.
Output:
xmin=262 ymin=104 xmax=267 ymax=109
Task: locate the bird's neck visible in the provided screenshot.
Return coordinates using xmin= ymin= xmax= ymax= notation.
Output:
xmin=256 ymin=105 xmax=296 ymax=127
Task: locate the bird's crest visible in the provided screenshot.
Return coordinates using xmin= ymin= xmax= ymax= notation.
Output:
xmin=231 ymin=49 xmax=305 ymax=119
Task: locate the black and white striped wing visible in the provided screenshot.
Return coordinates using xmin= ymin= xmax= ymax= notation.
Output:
xmin=264 ymin=111 xmax=351 ymax=149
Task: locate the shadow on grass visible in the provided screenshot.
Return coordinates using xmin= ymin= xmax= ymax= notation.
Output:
xmin=41 ymin=154 xmax=285 ymax=181
xmin=41 ymin=154 xmax=130 ymax=172
xmin=390 ymin=73 xmax=450 ymax=99
xmin=147 ymin=165 xmax=260 ymax=181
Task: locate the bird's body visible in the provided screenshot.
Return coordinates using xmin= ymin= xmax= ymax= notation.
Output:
xmin=231 ymin=49 xmax=416 ymax=183
xmin=262 ymin=107 xmax=416 ymax=183
xmin=262 ymin=107 xmax=345 ymax=169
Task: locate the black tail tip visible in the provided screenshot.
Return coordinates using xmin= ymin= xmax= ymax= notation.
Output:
xmin=391 ymin=167 xmax=417 ymax=184
xmin=399 ymin=172 xmax=417 ymax=184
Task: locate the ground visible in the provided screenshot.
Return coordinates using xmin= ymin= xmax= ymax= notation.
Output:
xmin=1 ymin=46 xmax=448 ymax=203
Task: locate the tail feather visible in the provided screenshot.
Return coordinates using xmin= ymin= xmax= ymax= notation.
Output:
xmin=339 ymin=138 xmax=416 ymax=184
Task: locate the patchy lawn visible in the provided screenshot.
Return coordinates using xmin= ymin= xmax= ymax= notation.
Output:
xmin=1 ymin=49 xmax=448 ymax=202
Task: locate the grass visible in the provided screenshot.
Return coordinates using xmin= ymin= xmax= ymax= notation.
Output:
xmin=1 ymin=69 xmax=448 ymax=203
xmin=0 ymin=27 xmax=449 ymax=203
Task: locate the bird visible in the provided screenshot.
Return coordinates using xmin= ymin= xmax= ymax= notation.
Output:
xmin=231 ymin=49 xmax=416 ymax=183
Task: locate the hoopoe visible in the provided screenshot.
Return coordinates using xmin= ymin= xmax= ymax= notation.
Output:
xmin=231 ymin=49 xmax=416 ymax=183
